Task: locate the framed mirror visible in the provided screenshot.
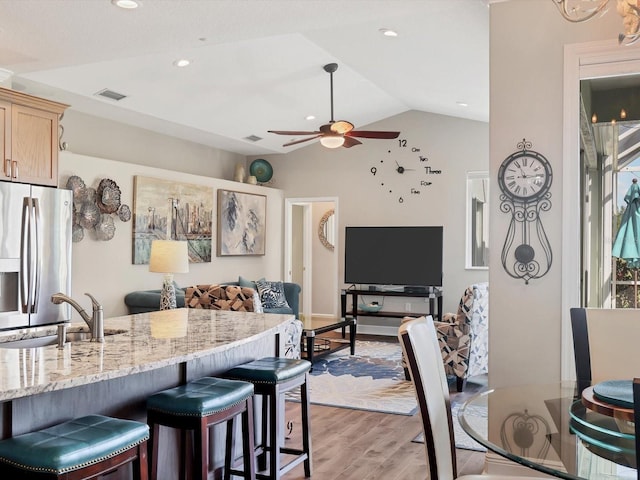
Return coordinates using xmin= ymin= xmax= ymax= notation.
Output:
xmin=318 ymin=209 xmax=335 ymax=251
xmin=466 ymin=172 xmax=489 ymax=269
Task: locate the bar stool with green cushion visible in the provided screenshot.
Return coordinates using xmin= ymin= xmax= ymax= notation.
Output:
xmin=146 ymin=376 xmax=255 ymax=480
xmin=0 ymin=414 xmax=149 ymax=479
xmin=223 ymin=357 xmax=312 ymax=480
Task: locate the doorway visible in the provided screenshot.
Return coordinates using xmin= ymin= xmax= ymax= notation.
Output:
xmin=284 ymin=197 xmax=339 ymax=321
xmin=563 ymin=42 xmax=640 ymax=380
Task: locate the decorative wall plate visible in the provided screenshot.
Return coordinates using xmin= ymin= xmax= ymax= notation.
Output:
xmin=249 ymin=159 xmax=273 ymax=183
xmin=95 ymin=214 xmax=115 ymax=241
xmin=118 ymin=204 xmax=131 ymax=222
xmin=96 ymin=178 xmax=121 ymax=213
xmin=78 ymin=202 xmax=100 ymax=229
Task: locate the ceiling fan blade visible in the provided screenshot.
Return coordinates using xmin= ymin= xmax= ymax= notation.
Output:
xmin=346 ymin=130 xmax=401 ymax=139
xmin=268 ymin=130 xmax=320 ymax=136
xmin=343 ymin=136 xmax=362 ymax=148
xmin=331 ymin=120 xmax=354 ymax=134
xmin=282 ymin=135 xmax=322 ymax=147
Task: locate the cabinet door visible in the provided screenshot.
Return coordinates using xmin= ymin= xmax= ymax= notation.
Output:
xmin=10 ymin=104 xmax=58 ymax=186
xmin=0 ymin=100 xmax=10 ymax=182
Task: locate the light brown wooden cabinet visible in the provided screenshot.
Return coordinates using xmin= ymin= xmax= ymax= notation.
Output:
xmin=0 ymin=87 xmax=68 ymax=187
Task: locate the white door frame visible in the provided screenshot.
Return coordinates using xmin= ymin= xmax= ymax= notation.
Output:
xmin=284 ymin=197 xmax=339 ymax=321
xmin=562 ymin=40 xmax=640 ymax=380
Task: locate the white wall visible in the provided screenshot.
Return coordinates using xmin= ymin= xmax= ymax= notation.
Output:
xmin=61 ymin=110 xmax=245 ymax=179
xmin=312 ymin=201 xmax=336 ymax=316
xmin=489 ymin=0 xmax=623 ymax=387
xmin=254 ymin=110 xmax=490 ymax=316
xmin=58 ymin=111 xmax=285 ymax=321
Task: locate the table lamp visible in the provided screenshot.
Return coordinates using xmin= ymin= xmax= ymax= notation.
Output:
xmin=149 ymin=240 xmax=189 ymax=310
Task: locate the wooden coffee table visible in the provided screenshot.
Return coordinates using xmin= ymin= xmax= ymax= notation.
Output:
xmin=300 ymin=316 xmax=356 ymax=366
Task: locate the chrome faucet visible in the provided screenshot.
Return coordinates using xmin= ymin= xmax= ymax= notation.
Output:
xmin=51 ymin=293 xmax=104 ymax=342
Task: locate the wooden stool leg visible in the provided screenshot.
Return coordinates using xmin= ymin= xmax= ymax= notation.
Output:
xmin=194 ymin=417 xmax=209 ymax=480
xmin=243 ymin=397 xmax=257 ymax=480
xmin=179 ymin=429 xmax=188 ymax=480
xmin=149 ymin=420 xmax=161 ymax=480
xmin=258 ymin=395 xmax=268 ymax=471
xmin=224 ymin=416 xmax=235 ymax=480
xmin=269 ymin=386 xmax=281 ymax=480
xmin=133 ymin=441 xmax=149 ymax=480
xmin=300 ymin=375 xmax=312 ymax=477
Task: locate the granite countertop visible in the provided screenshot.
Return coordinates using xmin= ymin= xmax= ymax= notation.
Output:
xmin=0 ymin=309 xmax=293 ymax=402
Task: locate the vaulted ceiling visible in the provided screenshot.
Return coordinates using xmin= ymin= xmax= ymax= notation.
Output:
xmin=0 ymin=0 xmax=489 ymax=155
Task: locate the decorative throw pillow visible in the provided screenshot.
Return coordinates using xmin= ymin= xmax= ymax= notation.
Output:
xmin=238 ymin=275 xmax=256 ymax=289
xmin=185 ymin=284 xmax=255 ymax=312
xmin=252 ymin=290 xmax=264 ymax=313
xmin=255 ymin=279 xmax=290 ymax=309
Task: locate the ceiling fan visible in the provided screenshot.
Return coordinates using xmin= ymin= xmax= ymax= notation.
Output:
xmin=268 ymin=63 xmax=400 ymax=149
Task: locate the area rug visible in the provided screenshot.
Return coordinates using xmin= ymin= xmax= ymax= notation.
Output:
xmin=287 ymin=339 xmax=488 ymax=451
xmin=288 ymin=339 xmax=418 ymax=415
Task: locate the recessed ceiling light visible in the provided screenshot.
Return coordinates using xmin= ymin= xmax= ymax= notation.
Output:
xmin=111 ymin=0 xmax=141 ymax=9
xmin=456 ymin=101 xmax=469 ymax=107
xmin=173 ymin=59 xmax=190 ymax=68
xmin=305 ymin=115 xmax=316 ymax=121
xmin=379 ymin=28 xmax=398 ymax=37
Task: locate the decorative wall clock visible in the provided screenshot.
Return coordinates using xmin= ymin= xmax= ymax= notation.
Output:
xmin=498 ymin=139 xmax=553 ymax=284
xmin=369 ymin=137 xmax=441 ymax=204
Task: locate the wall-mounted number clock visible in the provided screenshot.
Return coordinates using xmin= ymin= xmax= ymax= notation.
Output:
xmin=498 ymin=139 xmax=553 ymax=284
xmin=369 ymin=138 xmax=440 ymax=204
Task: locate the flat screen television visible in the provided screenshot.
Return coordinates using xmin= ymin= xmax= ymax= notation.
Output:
xmin=344 ymin=226 xmax=443 ymax=288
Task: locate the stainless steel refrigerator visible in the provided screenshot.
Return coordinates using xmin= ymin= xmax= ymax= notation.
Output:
xmin=0 ymin=183 xmax=72 ymax=330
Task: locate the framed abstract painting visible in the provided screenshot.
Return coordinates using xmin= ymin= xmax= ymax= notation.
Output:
xmin=217 ymin=189 xmax=266 ymax=256
xmin=132 ymin=175 xmax=214 ymax=264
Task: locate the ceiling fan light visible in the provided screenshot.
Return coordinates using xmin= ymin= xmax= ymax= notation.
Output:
xmin=111 ymin=0 xmax=140 ymax=9
xmin=320 ymin=135 xmax=345 ymax=149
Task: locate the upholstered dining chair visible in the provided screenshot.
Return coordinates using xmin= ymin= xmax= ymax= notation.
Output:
xmin=570 ymin=307 xmax=640 ymax=394
xmin=398 ymin=315 xmax=542 ymax=480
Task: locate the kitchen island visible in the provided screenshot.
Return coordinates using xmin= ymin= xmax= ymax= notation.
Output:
xmin=0 ymin=308 xmax=296 ymax=479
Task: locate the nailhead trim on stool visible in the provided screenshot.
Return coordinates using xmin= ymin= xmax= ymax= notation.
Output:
xmin=0 ymin=414 xmax=149 ymax=479
xmin=146 ymin=376 xmax=256 ymax=480
xmin=223 ymin=357 xmax=312 ymax=480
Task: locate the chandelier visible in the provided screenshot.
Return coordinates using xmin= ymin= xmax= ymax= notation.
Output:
xmin=552 ymin=0 xmax=640 ymax=45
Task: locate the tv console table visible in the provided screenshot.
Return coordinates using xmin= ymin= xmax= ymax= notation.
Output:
xmin=342 ymin=288 xmax=442 ymax=323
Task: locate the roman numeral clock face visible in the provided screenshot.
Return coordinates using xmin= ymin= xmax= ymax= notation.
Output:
xmin=498 ymin=150 xmax=552 ymax=202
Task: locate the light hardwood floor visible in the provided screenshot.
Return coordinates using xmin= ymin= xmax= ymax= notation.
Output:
xmin=282 ymin=402 xmax=485 ymax=480
xmin=280 ymin=333 xmax=486 ymax=479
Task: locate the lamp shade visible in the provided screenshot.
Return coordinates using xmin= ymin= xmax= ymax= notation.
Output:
xmin=149 ymin=240 xmax=189 ymax=273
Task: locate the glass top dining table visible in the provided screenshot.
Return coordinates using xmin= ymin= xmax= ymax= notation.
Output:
xmin=458 ymin=382 xmax=637 ymax=480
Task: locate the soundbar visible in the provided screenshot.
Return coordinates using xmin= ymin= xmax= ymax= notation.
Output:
xmin=404 ymin=286 xmax=428 ymax=294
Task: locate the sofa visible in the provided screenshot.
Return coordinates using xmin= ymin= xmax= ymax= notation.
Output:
xmin=124 ymin=280 xmax=301 ymax=318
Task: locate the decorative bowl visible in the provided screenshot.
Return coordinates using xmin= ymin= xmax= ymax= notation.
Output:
xmin=358 ymin=303 xmax=383 ymax=313
xmin=249 ymin=158 xmax=273 ymax=183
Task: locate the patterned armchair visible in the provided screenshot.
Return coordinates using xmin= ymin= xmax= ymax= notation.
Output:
xmin=435 ymin=282 xmax=489 ymax=392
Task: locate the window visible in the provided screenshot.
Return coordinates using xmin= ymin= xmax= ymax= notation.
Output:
xmin=466 ymin=172 xmax=489 ymax=269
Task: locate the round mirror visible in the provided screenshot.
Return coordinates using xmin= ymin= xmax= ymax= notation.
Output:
xmin=318 ymin=209 xmax=335 ymax=251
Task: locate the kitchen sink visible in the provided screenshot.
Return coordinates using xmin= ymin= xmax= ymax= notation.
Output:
xmin=0 ymin=328 xmax=128 ymax=349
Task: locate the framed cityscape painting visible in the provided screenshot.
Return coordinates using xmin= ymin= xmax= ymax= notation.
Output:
xmin=217 ymin=189 xmax=266 ymax=256
xmin=132 ymin=176 xmax=214 ymax=264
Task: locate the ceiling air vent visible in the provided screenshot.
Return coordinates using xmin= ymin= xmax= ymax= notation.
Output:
xmin=243 ymin=135 xmax=262 ymax=142
xmin=94 ymin=88 xmax=127 ymax=101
